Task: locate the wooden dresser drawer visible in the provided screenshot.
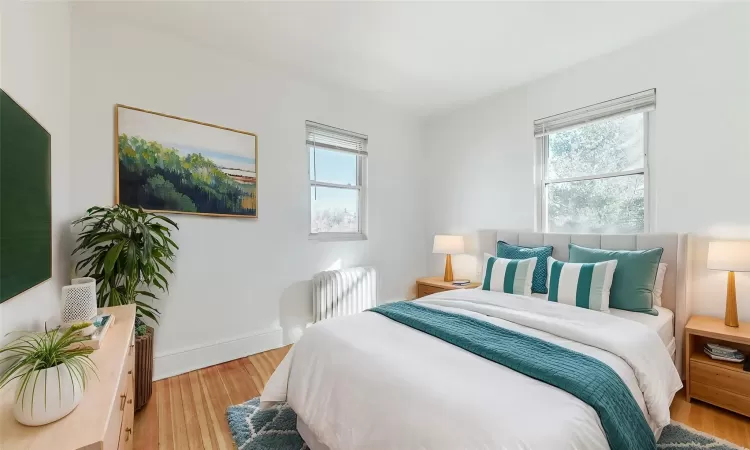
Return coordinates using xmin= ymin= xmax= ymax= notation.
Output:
xmin=690 ymin=360 xmax=750 ymax=398
xmin=691 ymin=380 xmax=750 ymax=417
xmin=417 ymin=284 xmax=444 ymax=298
xmin=118 ymin=373 xmax=135 ymax=450
xmin=104 ymin=350 xmax=135 ymax=450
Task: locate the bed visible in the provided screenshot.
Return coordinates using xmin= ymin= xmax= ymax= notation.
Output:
xmin=262 ymin=231 xmax=688 ymax=450
xmin=527 ymin=298 xmax=676 ymax=357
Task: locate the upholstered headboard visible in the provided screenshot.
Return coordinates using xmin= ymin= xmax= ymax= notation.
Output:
xmin=477 ymin=230 xmax=689 ymax=375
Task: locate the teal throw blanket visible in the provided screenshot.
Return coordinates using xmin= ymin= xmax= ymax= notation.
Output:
xmin=369 ymin=301 xmax=655 ymax=450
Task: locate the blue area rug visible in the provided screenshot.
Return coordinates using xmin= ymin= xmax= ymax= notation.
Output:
xmin=227 ymin=397 xmax=746 ymax=450
xmin=658 ymin=422 xmax=747 ymax=449
xmin=226 ymin=398 xmax=308 ymax=450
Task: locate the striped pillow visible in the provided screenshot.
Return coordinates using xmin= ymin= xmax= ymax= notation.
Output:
xmin=481 ymin=253 xmax=536 ymax=296
xmin=547 ymin=257 xmax=617 ymax=311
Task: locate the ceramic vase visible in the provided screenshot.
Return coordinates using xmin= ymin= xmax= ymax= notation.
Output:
xmin=13 ymin=364 xmax=83 ymax=426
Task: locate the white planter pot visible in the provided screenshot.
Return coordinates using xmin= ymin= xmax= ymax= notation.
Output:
xmin=13 ymin=364 xmax=83 ymax=426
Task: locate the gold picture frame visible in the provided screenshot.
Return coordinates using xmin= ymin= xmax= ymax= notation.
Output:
xmin=114 ymin=104 xmax=258 ymax=218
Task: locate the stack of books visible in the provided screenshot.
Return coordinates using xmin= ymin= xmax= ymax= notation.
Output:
xmin=75 ymin=314 xmax=114 ymax=350
xmin=452 ymin=280 xmax=471 ymax=287
xmin=704 ymin=342 xmax=746 ymax=363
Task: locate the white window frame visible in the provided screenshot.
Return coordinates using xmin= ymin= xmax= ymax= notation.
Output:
xmin=535 ymin=90 xmax=655 ymax=233
xmin=307 ymin=121 xmax=368 ymax=241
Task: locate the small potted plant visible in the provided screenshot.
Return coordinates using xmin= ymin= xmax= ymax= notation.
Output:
xmin=0 ymin=323 xmax=97 ymax=426
xmin=72 ymin=205 xmax=178 ymax=410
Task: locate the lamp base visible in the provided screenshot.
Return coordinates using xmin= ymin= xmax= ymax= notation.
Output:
xmin=443 ymin=254 xmax=454 ymax=282
xmin=726 ymin=271 xmax=739 ymax=327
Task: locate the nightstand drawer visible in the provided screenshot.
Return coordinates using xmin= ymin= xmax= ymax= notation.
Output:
xmin=417 ymin=284 xmax=444 ymax=298
xmin=690 ymin=360 xmax=750 ymax=397
xmin=690 ymin=380 xmax=750 ymax=417
xmin=415 ymin=278 xmax=480 ymax=299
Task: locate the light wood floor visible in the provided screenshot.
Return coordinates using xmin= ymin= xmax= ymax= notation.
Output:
xmin=134 ymin=345 xmax=292 ymax=450
xmin=671 ymin=391 xmax=750 ymax=446
xmin=135 ymin=345 xmax=750 ymax=449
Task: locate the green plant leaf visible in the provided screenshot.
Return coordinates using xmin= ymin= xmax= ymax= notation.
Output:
xmin=136 ymin=306 xmax=159 ymax=324
xmin=135 ymin=300 xmax=160 ymax=315
xmin=103 ymin=240 xmax=126 ymax=274
xmin=151 ymin=214 xmax=179 ymax=229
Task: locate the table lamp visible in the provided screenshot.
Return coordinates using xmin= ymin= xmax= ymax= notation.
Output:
xmin=433 ymin=235 xmax=465 ymax=282
xmin=707 ymin=240 xmax=750 ymax=327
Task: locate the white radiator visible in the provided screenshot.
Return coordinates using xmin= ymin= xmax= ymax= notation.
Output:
xmin=313 ymin=267 xmax=377 ymax=322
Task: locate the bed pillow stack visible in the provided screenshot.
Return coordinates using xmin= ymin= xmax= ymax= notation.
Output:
xmin=489 ymin=239 xmax=666 ymax=315
xmin=546 ymin=258 xmax=617 ymax=312
xmin=481 ymin=253 xmax=536 ymax=296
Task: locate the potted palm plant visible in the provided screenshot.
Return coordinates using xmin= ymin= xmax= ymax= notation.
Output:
xmin=72 ymin=204 xmax=178 ymax=410
xmin=0 ymin=323 xmax=97 ymax=426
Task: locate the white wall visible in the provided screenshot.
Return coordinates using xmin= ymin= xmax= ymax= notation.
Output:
xmin=424 ymin=4 xmax=750 ymax=320
xmin=69 ymin=6 xmax=427 ymax=379
xmin=0 ymin=1 xmax=71 ymax=340
xmin=6 ymin=1 xmax=743 ymax=380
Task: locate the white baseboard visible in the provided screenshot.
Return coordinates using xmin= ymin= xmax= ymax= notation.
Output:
xmin=153 ymin=327 xmax=284 ymax=381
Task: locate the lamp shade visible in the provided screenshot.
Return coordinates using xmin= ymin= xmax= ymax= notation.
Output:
xmin=433 ymin=235 xmax=464 ymax=254
xmin=707 ymin=241 xmax=750 ymax=272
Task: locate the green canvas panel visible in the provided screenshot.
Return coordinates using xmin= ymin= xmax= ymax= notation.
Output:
xmin=0 ymin=89 xmax=52 ymax=303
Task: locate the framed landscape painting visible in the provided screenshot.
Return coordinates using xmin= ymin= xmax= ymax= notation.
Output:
xmin=115 ymin=105 xmax=258 ymax=218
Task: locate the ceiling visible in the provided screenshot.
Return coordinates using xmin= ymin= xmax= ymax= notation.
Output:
xmin=88 ymin=1 xmax=715 ymax=116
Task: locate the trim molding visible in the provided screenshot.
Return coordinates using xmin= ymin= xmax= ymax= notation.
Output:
xmin=153 ymin=327 xmax=284 ymax=381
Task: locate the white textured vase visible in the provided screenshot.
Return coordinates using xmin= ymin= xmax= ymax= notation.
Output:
xmin=13 ymin=364 xmax=83 ymax=426
xmin=61 ymin=277 xmax=97 ymax=326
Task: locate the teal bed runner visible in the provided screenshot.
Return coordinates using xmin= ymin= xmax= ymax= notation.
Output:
xmin=369 ymin=301 xmax=655 ymax=450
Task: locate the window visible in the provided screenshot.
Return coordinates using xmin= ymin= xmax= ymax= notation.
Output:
xmin=535 ymin=90 xmax=655 ymax=234
xmin=308 ymin=121 xmax=367 ymax=239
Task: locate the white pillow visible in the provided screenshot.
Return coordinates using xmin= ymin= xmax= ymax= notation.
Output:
xmin=652 ymin=263 xmax=667 ymax=307
xmin=480 ymin=253 xmax=536 ymax=296
xmin=546 ymin=256 xmax=617 ymax=312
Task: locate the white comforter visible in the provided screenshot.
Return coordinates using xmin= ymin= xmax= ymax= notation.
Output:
xmin=262 ymin=289 xmax=682 ymax=450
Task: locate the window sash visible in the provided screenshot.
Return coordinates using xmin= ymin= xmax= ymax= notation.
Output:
xmin=544 ymin=168 xmax=645 ymax=185
xmin=310 ymin=184 xmax=362 ymax=235
xmin=309 ymin=158 xmax=366 ymax=235
xmin=310 ymin=180 xmax=362 ymax=190
xmin=544 ymin=112 xmax=645 ymax=182
xmin=537 ymin=113 xmax=650 ymax=233
xmin=309 ymin=146 xmax=361 ymax=187
xmin=307 ymin=122 xmax=367 ymax=238
xmin=309 ymin=180 xmax=367 ymax=237
xmin=543 ymin=173 xmax=645 ymax=233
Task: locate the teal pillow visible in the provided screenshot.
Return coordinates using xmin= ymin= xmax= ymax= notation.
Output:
xmin=481 ymin=254 xmax=537 ymax=296
xmin=568 ymin=244 xmax=663 ymax=315
xmin=497 ymin=241 xmax=553 ymax=294
xmin=547 ymin=257 xmax=617 ymax=312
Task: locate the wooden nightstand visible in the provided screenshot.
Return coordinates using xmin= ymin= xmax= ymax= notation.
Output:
xmin=685 ymin=315 xmax=750 ymax=417
xmin=416 ymin=277 xmax=480 ymax=298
